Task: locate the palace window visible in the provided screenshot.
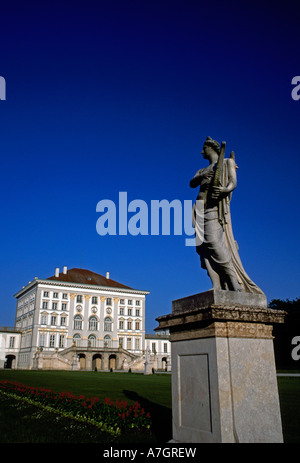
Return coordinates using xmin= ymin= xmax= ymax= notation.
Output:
xmin=59 ymin=335 xmax=65 ymax=348
xmin=53 ymin=293 xmax=58 ymax=299
xmin=62 ymin=293 xmax=68 ymax=299
xmin=74 ymin=315 xmax=83 ymax=330
xmin=104 ymin=335 xmax=111 ymax=347
xmin=89 ymin=316 xmax=98 ymax=331
xmin=88 ymin=335 xmax=97 ymax=347
xmin=41 ymin=314 xmax=47 ymax=325
xmin=92 ymin=296 xmax=98 ymax=304
xmin=49 ymin=335 xmax=55 ymax=348
xmin=50 ymin=315 xmax=57 ymax=325
xmin=73 ymin=334 xmax=81 ymax=346
xmin=39 ymin=333 xmax=46 ymax=347
xmin=104 ymin=317 xmax=112 ymax=332
xmin=42 ymin=302 xmax=48 ymax=309
xmin=60 ymin=316 xmax=66 ymax=326
xmin=43 ymin=291 xmax=49 ymax=297
xmin=119 ymin=320 xmax=124 ymax=329
xmin=106 ymin=298 xmax=112 ymax=305
xmin=76 ymin=295 xmax=83 ymax=303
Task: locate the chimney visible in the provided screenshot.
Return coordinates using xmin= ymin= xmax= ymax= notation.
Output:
xmin=106 ymin=271 xmax=110 ymax=279
xmin=63 ymin=266 xmax=67 ymax=274
xmin=55 ymin=267 xmax=60 ymax=278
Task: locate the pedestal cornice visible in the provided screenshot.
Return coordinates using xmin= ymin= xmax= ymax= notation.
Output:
xmin=155 ymin=290 xmax=286 ymax=341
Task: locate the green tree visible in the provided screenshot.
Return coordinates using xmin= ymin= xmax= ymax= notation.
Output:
xmin=269 ymin=298 xmax=300 ymax=369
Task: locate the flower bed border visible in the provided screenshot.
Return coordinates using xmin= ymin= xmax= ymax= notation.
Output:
xmin=0 ymin=380 xmax=151 ymax=438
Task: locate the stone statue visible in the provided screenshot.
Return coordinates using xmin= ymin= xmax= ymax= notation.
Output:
xmin=190 ymin=136 xmax=263 ymax=294
xmin=145 ymin=346 xmax=151 ymax=362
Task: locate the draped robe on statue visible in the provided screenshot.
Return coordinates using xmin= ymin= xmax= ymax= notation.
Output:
xmin=192 ymin=158 xmax=264 ymax=294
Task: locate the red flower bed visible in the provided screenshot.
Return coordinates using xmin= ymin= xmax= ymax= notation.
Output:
xmin=0 ymin=380 xmax=151 ymax=436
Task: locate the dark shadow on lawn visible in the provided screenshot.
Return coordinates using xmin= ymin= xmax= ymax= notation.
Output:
xmin=123 ymin=390 xmax=172 ymax=443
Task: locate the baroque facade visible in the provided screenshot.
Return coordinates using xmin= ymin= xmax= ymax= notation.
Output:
xmin=0 ymin=267 xmax=171 ymax=372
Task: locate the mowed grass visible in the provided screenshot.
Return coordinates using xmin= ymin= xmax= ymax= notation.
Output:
xmin=0 ymin=370 xmax=299 ymax=443
xmin=277 ymin=376 xmax=300 ymax=443
xmin=0 ymin=370 xmax=171 ymax=409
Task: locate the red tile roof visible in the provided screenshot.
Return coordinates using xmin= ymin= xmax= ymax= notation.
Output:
xmin=47 ymin=268 xmax=132 ymax=289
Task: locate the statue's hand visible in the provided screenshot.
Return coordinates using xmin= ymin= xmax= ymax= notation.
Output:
xmin=211 ymin=186 xmax=227 ymax=200
xmin=206 ymin=169 xmax=214 ymax=179
xmin=202 ymin=168 xmax=214 ymax=184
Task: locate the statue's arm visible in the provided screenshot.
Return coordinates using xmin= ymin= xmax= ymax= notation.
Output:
xmin=224 ymin=158 xmax=237 ymax=193
xmin=211 ymin=158 xmax=237 ymax=199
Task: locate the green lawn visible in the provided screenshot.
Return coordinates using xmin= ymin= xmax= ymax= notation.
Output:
xmin=0 ymin=370 xmax=172 ymax=407
xmin=277 ymin=376 xmax=300 ymax=443
xmin=0 ymin=370 xmax=299 ymax=443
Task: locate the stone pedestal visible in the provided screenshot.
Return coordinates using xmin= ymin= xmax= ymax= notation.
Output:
xmin=144 ymin=347 xmax=154 ymax=375
xmin=144 ymin=360 xmax=153 ymax=375
xmin=155 ymin=290 xmax=286 ymax=443
xmin=71 ymin=353 xmax=80 ymax=370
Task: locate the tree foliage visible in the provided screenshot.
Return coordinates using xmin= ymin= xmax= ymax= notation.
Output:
xmin=269 ymin=297 xmax=300 ymax=311
xmin=269 ymin=298 xmax=300 ymax=369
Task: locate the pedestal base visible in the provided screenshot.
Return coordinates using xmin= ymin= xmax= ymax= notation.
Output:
xmin=156 ymin=290 xmax=286 ymax=443
xmin=144 ymin=360 xmax=153 ymax=375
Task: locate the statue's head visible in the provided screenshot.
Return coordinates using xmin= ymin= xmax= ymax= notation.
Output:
xmin=203 ymin=136 xmax=220 ymax=155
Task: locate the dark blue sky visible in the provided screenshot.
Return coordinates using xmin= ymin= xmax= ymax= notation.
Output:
xmin=0 ymin=0 xmax=299 ymax=332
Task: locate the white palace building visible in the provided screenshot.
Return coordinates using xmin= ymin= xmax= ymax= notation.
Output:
xmin=0 ymin=267 xmax=171 ymax=372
